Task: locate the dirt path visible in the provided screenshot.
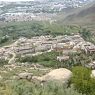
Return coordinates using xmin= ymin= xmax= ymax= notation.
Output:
xmin=8 ymin=53 xmax=16 ymax=64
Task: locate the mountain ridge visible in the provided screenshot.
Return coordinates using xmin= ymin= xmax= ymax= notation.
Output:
xmin=61 ymin=1 xmax=95 ymax=25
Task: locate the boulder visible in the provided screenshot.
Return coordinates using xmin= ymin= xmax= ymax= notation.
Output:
xmin=35 ymin=68 xmax=72 ymax=83
xmin=91 ymin=70 xmax=95 ymax=78
xmin=0 ymin=75 xmax=3 ymax=80
xmin=18 ymin=72 xmax=33 ymax=80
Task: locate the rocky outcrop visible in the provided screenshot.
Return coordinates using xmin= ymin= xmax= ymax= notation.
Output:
xmin=18 ymin=73 xmax=33 ymax=80
xmin=33 ymin=68 xmax=72 ymax=83
xmin=91 ymin=70 xmax=95 ymax=78
xmin=0 ymin=75 xmax=3 ymax=80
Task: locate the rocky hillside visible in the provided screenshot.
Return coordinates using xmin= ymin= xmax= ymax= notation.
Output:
xmin=62 ymin=1 xmax=95 ymax=24
xmin=55 ymin=0 xmax=95 ymax=32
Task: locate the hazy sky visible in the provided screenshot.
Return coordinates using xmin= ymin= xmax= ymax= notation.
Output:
xmin=1 ymin=0 xmax=34 ymax=2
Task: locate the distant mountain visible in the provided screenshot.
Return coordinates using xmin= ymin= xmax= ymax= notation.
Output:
xmin=55 ymin=0 xmax=95 ymax=32
xmin=61 ymin=1 xmax=95 ymax=25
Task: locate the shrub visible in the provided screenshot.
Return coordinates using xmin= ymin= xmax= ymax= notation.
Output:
xmin=16 ymin=56 xmax=38 ymax=63
xmin=0 ymin=59 xmax=8 ymax=66
xmin=72 ymin=66 xmax=95 ymax=95
xmin=0 ymin=80 xmax=84 ymax=95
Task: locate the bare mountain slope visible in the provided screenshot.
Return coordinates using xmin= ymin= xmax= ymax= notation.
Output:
xmin=62 ymin=1 xmax=95 ymax=24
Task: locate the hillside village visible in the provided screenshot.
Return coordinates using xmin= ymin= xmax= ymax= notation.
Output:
xmin=0 ymin=34 xmax=95 ymax=92
xmin=0 ymin=34 xmax=95 ymax=65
